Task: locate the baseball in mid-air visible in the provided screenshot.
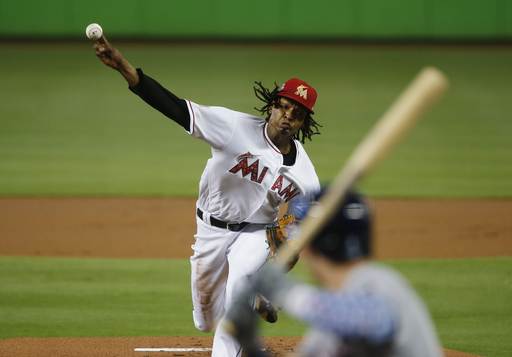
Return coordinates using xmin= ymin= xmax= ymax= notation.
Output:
xmin=86 ymin=23 xmax=103 ymax=40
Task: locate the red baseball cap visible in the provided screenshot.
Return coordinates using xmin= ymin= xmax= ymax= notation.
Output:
xmin=278 ymin=78 xmax=317 ymax=114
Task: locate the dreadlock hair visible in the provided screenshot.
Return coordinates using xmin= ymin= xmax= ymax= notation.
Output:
xmin=253 ymin=81 xmax=322 ymax=144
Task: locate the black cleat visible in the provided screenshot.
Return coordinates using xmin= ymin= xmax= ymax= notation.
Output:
xmin=254 ymin=295 xmax=278 ymax=323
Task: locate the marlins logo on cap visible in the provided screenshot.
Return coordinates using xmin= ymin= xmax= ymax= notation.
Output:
xmin=278 ymin=78 xmax=317 ymax=114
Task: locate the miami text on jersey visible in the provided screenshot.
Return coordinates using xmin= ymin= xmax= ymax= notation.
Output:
xmin=271 ymin=175 xmax=299 ymax=202
xmin=228 ymin=152 xmax=300 ymax=202
xmin=228 ymin=152 xmax=269 ymax=184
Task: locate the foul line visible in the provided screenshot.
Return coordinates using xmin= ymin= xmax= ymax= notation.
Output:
xmin=135 ymin=348 xmax=212 ymax=352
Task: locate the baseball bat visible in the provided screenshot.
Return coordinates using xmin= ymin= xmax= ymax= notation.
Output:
xmin=276 ymin=66 xmax=449 ymax=266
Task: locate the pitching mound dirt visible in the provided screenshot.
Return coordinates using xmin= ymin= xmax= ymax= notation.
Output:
xmin=0 ymin=336 xmax=482 ymax=357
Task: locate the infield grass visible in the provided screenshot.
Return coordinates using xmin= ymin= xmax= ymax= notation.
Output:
xmin=1 ymin=42 xmax=511 ymax=197
xmin=1 ymin=256 xmax=511 ymax=356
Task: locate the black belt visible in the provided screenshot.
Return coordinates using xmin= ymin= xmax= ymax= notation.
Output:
xmin=197 ymin=208 xmax=250 ymax=232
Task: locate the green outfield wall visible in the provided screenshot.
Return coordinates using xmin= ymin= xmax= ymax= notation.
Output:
xmin=1 ymin=0 xmax=511 ymax=40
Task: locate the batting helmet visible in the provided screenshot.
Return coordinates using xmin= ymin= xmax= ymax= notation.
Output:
xmin=310 ymin=191 xmax=372 ymax=263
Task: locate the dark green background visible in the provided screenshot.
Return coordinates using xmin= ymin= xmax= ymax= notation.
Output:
xmin=1 ymin=0 xmax=512 ymax=40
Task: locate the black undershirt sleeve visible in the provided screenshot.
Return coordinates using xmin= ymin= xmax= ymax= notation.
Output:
xmin=129 ymin=68 xmax=190 ymax=131
xmin=129 ymin=68 xmax=297 ymax=165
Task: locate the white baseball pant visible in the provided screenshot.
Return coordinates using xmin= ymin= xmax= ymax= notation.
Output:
xmin=190 ymin=213 xmax=270 ymax=357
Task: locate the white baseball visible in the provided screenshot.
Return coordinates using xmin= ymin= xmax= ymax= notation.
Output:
xmin=86 ymin=23 xmax=103 ymax=41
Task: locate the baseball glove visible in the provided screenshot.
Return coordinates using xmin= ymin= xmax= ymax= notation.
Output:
xmin=265 ymin=213 xmax=300 ymax=272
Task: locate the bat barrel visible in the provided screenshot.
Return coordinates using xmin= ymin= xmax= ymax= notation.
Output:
xmin=276 ymin=66 xmax=449 ymax=266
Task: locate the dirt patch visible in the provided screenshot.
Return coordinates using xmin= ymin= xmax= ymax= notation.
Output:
xmin=1 ymin=197 xmax=509 ymax=356
xmin=1 ymin=197 xmax=511 ymax=259
xmin=3 ymin=337 xmax=241 ymax=357
xmin=0 ymin=336 xmax=481 ymax=357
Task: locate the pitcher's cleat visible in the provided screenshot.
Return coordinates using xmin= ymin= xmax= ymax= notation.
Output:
xmin=254 ymin=295 xmax=278 ymax=323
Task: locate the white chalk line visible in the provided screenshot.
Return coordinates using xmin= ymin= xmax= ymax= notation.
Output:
xmin=135 ymin=347 xmax=212 ymax=352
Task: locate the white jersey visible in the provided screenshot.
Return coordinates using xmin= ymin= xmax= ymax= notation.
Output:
xmin=185 ymin=100 xmax=320 ymax=224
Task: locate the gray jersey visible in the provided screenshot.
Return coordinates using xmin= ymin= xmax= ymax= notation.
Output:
xmin=283 ymin=262 xmax=442 ymax=357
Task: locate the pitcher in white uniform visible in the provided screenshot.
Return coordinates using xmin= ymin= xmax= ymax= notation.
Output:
xmin=91 ymin=36 xmax=322 ymax=357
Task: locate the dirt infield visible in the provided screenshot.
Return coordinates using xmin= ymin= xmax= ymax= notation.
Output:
xmin=0 ymin=336 xmax=483 ymax=357
xmin=2 ymin=197 xmax=509 ymax=356
xmin=1 ymin=197 xmax=511 ymax=259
